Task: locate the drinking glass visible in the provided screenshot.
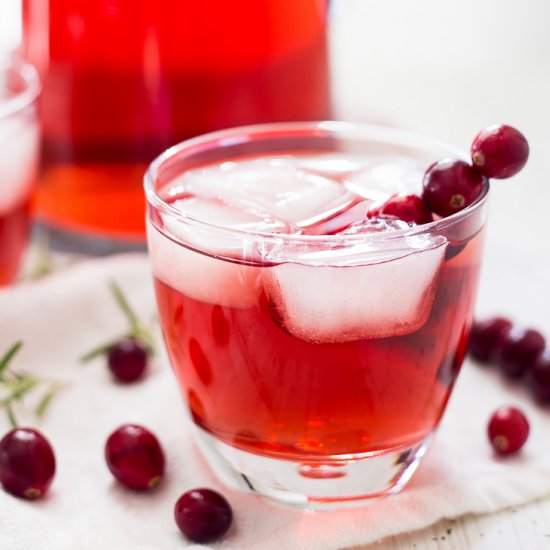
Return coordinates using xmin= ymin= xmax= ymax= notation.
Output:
xmin=145 ymin=121 xmax=488 ymax=508
xmin=0 ymin=56 xmax=40 ymax=286
xmin=22 ymin=0 xmax=331 ymax=250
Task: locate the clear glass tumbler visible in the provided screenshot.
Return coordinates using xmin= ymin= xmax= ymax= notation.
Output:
xmin=0 ymin=56 xmax=40 ymax=286
xmin=145 ymin=121 xmax=488 ymax=508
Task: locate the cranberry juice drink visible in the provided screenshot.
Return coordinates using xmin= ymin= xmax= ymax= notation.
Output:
xmin=145 ymin=122 xmax=488 ymax=507
xmin=22 ymin=0 xmax=331 ymax=244
xmin=0 ymin=58 xmax=40 ymax=286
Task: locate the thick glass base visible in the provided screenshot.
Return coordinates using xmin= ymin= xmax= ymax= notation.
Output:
xmin=193 ymin=427 xmax=432 ymax=510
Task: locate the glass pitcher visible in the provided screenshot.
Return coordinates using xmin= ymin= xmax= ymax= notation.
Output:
xmin=22 ymin=0 xmax=331 ymax=250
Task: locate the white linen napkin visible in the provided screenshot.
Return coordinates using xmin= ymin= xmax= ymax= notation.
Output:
xmin=1 ymin=253 xmax=549 ymax=550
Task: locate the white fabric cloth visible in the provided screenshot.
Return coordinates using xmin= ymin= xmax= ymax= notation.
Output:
xmin=1 ymin=253 xmax=549 ymax=550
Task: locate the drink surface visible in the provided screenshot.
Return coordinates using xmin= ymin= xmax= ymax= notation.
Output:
xmin=22 ymin=0 xmax=331 ymax=240
xmin=149 ymin=152 xmax=485 ymax=459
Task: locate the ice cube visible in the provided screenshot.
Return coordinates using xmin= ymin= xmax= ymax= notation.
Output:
xmin=171 ymin=157 xmax=355 ymax=227
xmin=148 ymin=193 xmax=293 ymax=307
xmin=344 ymin=157 xmax=424 ymax=202
xmin=339 ymin=217 xmax=411 ymax=235
xmin=166 ymin=195 xmax=293 ymax=256
xmin=301 ymin=200 xmax=372 ymax=235
xmin=0 ymin=117 xmax=39 ymax=212
xmin=303 ymin=206 xmax=412 ymax=237
xmin=263 ymin=237 xmax=447 ymax=343
xmin=290 ymin=153 xmax=367 ymax=180
xmin=147 ymin=219 xmax=263 ymax=308
xmin=171 ymin=195 xmax=290 ymax=233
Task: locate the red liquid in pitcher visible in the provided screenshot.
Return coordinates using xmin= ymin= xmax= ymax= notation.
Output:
xmin=0 ymin=114 xmax=38 ymax=286
xmin=22 ymin=0 xmax=331 ymax=240
xmin=149 ymin=154 xmax=485 ymax=460
xmin=0 ymin=199 xmax=31 ymax=286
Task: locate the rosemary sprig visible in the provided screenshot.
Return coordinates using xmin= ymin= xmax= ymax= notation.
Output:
xmin=109 ymin=281 xmax=156 ymax=354
xmin=0 ymin=342 xmax=61 ymax=428
xmin=81 ymin=280 xmax=156 ymax=363
xmin=0 ymin=341 xmax=22 ymax=373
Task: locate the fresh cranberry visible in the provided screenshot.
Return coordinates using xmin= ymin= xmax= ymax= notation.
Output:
xmin=0 ymin=428 xmax=56 ymax=499
xmin=367 ymin=194 xmax=433 ymax=225
xmin=422 ymin=159 xmax=485 ymax=217
xmin=494 ymin=327 xmax=545 ymax=378
xmin=105 ymin=424 xmax=165 ymax=491
xmin=107 ymin=338 xmax=148 ymax=383
xmin=471 ymin=125 xmax=529 ymax=179
xmin=527 ymin=349 xmax=550 ymax=403
xmin=488 ymin=406 xmax=529 ymax=455
xmin=174 ymin=488 xmax=233 ymax=543
xmin=469 ymin=317 xmax=513 ymax=363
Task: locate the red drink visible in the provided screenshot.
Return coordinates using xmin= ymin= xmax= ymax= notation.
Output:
xmin=154 ymin=238 xmax=482 ymax=458
xmin=22 ymin=0 xmax=331 ymax=243
xmin=0 ymin=59 xmax=40 ymax=286
xmin=0 ymin=200 xmax=32 ymax=285
xmin=145 ymin=123 xmax=488 ymax=506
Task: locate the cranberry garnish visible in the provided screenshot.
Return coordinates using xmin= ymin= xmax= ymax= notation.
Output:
xmin=422 ymin=159 xmax=485 ymax=217
xmin=174 ymin=488 xmax=233 ymax=543
xmin=527 ymin=349 xmax=550 ymax=403
xmin=469 ymin=317 xmax=513 ymax=363
xmin=105 ymin=424 xmax=165 ymax=491
xmin=471 ymin=125 xmax=529 ymax=179
xmin=81 ymin=282 xmax=155 ymax=382
xmin=108 ymin=338 xmax=148 ymax=383
xmin=0 ymin=428 xmax=55 ymax=499
xmin=494 ymin=327 xmax=545 ymax=378
xmin=367 ymin=194 xmax=433 ymax=225
xmin=488 ymin=406 xmax=529 ymax=455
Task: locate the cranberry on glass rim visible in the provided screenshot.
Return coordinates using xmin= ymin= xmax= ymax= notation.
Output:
xmin=422 ymin=159 xmax=485 ymax=218
xmin=471 ymin=125 xmax=529 ymax=179
xmin=367 ymin=194 xmax=433 ymax=225
xmin=419 ymin=123 xmax=528 ymax=221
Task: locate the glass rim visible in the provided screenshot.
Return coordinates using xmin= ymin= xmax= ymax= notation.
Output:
xmin=144 ymin=120 xmax=489 ymax=245
xmin=0 ymin=55 xmax=41 ymax=121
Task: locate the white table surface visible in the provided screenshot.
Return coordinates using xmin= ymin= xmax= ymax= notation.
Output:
xmin=331 ymin=1 xmax=550 ymax=548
